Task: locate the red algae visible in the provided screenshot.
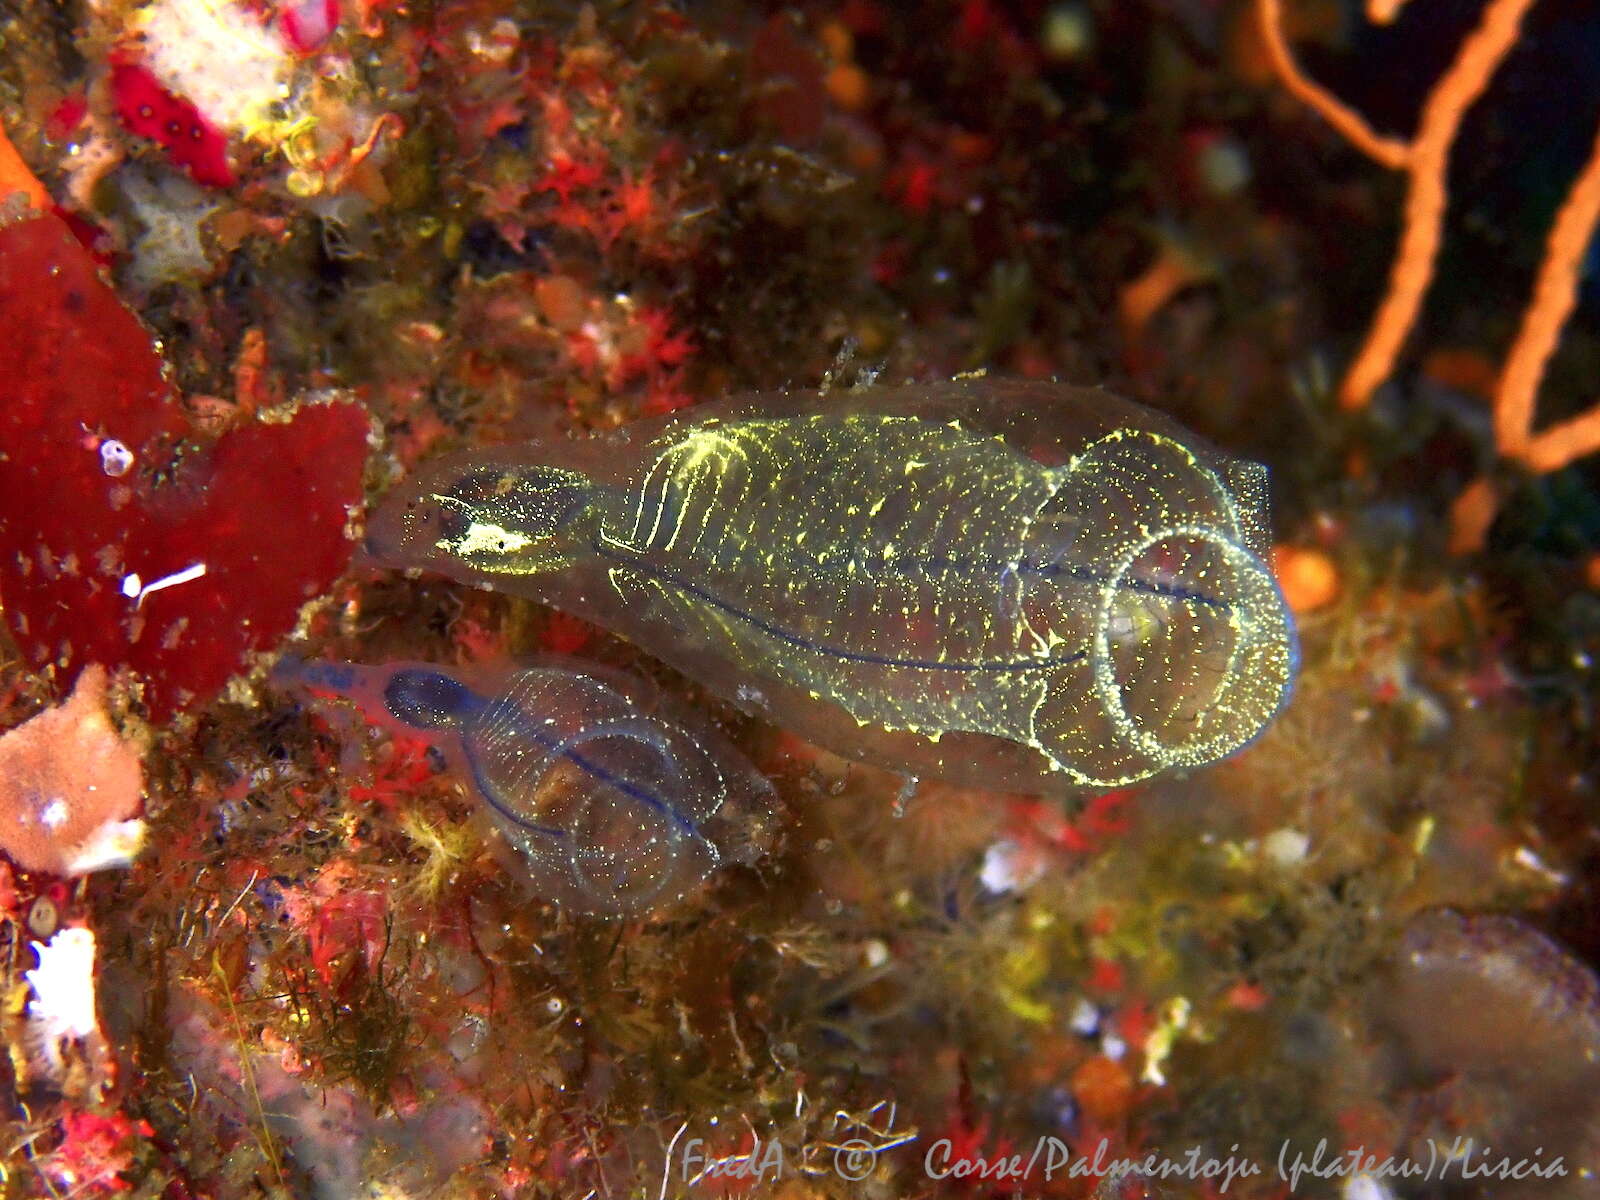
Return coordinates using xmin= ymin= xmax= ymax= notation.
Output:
xmin=47 ymin=1109 xmax=153 ymax=1195
xmin=0 ymin=213 xmax=181 ymax=454
xmin=0 ymin=214 xmax=369 ymax=720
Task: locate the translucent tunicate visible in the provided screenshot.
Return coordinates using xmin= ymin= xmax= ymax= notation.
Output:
xmin=364 ymin=378 xmax=1298 ymax=791
xmin=276 ymin=658 xmax=776 ymax=916
xmin=1372 ymin=910 xmax=1600 ymax=1194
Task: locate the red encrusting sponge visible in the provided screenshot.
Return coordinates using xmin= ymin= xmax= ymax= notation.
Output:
xmin=0 ymin=213 xmax=370 ymax=720
xmin=110 ymin=58 xmax=235 ymax=187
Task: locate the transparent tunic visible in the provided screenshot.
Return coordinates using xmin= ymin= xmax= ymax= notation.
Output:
xmin=276 ymin=658 xmax=776 ymax=916
xmin=365 ymin=378 xmax=1299 ymax=792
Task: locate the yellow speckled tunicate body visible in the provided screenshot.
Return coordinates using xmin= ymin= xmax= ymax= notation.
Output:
xmin=366 ymin=379 xmax=1298 ymax=791
xmin=599 ymin=413 xmax=1062 ymax=742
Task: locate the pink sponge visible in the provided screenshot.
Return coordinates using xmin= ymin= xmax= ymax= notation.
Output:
xmin=0 ymin=666 xmax=145 ymax=877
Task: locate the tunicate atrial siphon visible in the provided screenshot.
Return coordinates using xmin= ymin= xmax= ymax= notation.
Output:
xmin=275 ymin=658 xmax=776 ymax=916
xmin=364 ymin=378 xmax=1299 ymax=791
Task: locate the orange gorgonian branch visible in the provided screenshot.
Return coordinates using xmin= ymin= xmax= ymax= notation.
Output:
xmin=1258 ymin=0 xmax=1600 ymax=551
xmin=1256 ymin=0 xmax=1533 ymax=412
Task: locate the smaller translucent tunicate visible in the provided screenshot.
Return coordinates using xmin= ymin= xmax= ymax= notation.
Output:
xmin=275 ymin=657 xmax=777 ymax=916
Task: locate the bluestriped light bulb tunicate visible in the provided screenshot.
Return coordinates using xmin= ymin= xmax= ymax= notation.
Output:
xmin=363 ymin=378 xmax=1298 ymax=792
xmin=275 ymin=658 xmax=777 ymax=916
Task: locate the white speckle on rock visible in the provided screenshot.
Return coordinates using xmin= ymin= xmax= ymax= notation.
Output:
xmin=1262 ymin=827 xmax=1310 ymax=867
xmin=26 ymin=928 xmax=100 ymax=1056
xmin=1068 ymin=996 xmax=1100 ymax=1037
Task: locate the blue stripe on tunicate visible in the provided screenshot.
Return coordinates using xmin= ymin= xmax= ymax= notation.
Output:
xmin=593 ymin=537 xmax=1089 ymax=673
xmin=594 ymin=537 xmax=1234 ymax=669
xmin=297 ymin=660 xmax=358 ymax=693
xmin=460 ymin=701 xmax=699 ymax=840
xmin=1023 ymin=558 xmax=1231 ymax=610
xmin=385 ymin=668 xmax=486 ymax=726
